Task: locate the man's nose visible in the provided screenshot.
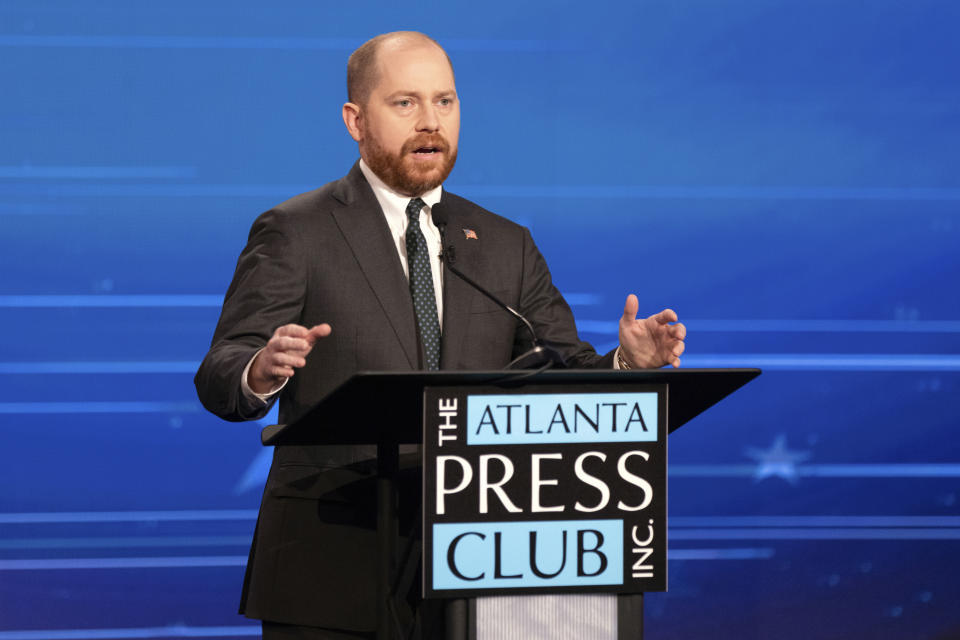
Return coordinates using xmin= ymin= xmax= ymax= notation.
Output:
xmin=416 ymin=105 xmax=440 ymax=132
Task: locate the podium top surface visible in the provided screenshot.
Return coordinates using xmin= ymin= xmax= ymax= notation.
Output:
xmin=262 ymin=368 xmax=760 ymax=446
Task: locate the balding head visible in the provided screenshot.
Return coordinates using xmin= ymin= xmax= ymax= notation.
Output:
xmin=347 ymin=31 xmax=454 ymax=107
xmin=341 ymin=31 xmax=459 ymax=196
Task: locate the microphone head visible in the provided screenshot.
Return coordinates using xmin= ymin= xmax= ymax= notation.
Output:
xmin=431 ymin=202 xmax=449 ymax=228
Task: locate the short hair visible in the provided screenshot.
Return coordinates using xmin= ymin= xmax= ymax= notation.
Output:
xmin=347 ymin=31 xmax=453 ymax=106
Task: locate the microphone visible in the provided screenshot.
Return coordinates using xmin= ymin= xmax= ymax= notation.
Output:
xmin=431 ymin=202 xmax=566 ymax=370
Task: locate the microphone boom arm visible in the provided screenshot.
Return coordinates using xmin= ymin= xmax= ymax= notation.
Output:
xmin=431 ymin=203 xmax=566 ymax=370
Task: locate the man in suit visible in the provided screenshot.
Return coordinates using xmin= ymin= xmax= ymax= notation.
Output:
xmin=195 ymin=31 xmax=685 ymax=639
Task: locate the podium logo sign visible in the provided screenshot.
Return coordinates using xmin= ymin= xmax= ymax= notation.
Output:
xmin=423 ymin=384 xmax=667 ymax=598
xmin=466 ymin=392 xmax=658 ymax=445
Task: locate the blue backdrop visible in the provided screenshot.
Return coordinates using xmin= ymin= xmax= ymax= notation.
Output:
xmin=2 ymin=1 xmax=959 ymax=638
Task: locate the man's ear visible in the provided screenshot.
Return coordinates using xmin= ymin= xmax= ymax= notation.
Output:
xmin=342 ymin=102 xmax=363 ymax=142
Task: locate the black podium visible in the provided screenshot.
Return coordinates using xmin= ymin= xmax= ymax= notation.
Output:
xmin=263 ymin=368 xmax=760 ymax=640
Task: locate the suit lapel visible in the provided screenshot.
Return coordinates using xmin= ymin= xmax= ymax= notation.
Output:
xmin=330 ymin=164 xmax=418 ymax=369
xmin=440 ymin=203 xmax=483 ymax=369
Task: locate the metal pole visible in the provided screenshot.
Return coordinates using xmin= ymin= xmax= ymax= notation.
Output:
xmin=377 ymin=441 xmax=400 ymax=640
xmin=617 ymin=593 xmax=644 ymax=640
xmin=444 ymin=598 xmax=469 ymax=640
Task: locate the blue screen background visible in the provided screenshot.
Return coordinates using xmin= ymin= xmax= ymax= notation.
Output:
xmin=2 ymin=1 xmax=959 ymax=638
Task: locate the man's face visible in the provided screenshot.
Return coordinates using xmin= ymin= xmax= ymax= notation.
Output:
xmin=353 ymin=42 xmax=460 ymax=196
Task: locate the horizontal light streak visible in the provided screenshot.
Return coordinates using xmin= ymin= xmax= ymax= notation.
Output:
xmin=0 ymin=550 xmax=775 ymax=571
xmin=0 ymin=362 xmax=199 ymax=374
xmin=0 ymin=510 xmax=258 ymax=524
xmin=0 ymin=292 xmax=588 ymax=308
xmin=4 ymin=183 xmax=960 ymax=200
xmin=0 ymin=540 xmax=762 ymax=566
xmin=801 ymin=464 xmax=960 ymax=477
xmin=671 ymin=528 xmax=960 ymax=540
xmin=0 ymin=35 xmax=565 ymax=52
xmin=0 ymin=166 xmax=196 ymax=179
xmin=0 ymin=556 xmax=247 ymax=570
xmin=577 ymin=319 xmax=960 ymax=334
xmin=0 ymin=203 xmax=88 ymax=215
xmin=671 ymin=516 xmax=960 ymax=527
xmin=0 ymin=401 xmax=199 ymax=414
xmin=0 ymin=538 xmax=774 ymax=561
xmin=0 ymin=532 xmax=946 ymax=573
xmin=681 ymin=354 xmax=960 ymax=371
xmin=0 ymin=536 xmax=250 ymax=550
xmin=461 ymin=185 xmax=960 ymax=201
xmin=2 ymin=355 xmax=959 ymax=376
xmin=0 ymin=294 xmax=223 ymax=307
xmin=562 ymin=293 xmax=602 ymax=306
xmin=672 ymin=464 xmax=960 ymax=477
xmin=0 ymin=627 xmax=260 ymax=640
xmin=3 ymin=510 xmax=952 ymax=527
xmin=0 ymin=183 xmax=309 ymax=197
xmin=668 ymin=547 xmax=775 ymax=560
xmin=2 ymin=299 xmax=953 ymax=333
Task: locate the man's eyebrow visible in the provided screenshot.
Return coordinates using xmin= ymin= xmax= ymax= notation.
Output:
xmin=384 ymin=90 xmax=457 ymax=99
xmin=385 ymin=90 xmax=423 ymax=98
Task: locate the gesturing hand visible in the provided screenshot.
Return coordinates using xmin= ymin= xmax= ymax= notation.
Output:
xmin=618 ymin=295 xmax=686 ymax=369
xmin=248 ymin=323 xmax=332 ymax=394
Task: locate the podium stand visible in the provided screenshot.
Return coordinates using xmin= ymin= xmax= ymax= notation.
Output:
xmin=263 ymin=368 xmax=759 ymax=640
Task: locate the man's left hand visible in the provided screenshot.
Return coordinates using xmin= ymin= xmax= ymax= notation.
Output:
xmin=618 ymin=294 xmax=686 ymax=368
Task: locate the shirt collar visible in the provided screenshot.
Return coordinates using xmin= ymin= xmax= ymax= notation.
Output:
xmin=358 ymin=158 xmax=443 ymax=217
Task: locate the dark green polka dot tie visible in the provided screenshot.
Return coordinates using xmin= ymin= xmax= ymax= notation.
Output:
xmin=405 ymin=198 xmax=441 ymax=370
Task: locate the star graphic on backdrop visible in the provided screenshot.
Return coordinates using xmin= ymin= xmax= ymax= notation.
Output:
xmin=744 ymin=434 xmax=811 ymax=484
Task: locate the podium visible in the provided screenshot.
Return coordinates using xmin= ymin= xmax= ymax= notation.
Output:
xmin=263 ymin=368 xmax=759 ymax=640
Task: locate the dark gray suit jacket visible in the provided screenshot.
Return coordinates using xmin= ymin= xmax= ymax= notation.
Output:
xmin=195 ymin=162 xmax=613 ymax=630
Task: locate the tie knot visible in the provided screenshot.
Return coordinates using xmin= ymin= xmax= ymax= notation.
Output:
xmin=406 ymin=197 xmax=426 ymax=222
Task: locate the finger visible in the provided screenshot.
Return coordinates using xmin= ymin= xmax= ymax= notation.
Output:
xmin=653 ymin=308 xmax=678 ymax=325
xmin=672 ymin=342 xmax=686 ymax=358
xmin=305 ymin=323 xmax=333 ymax=345
xmin=621 ymin=294 xmax=639 ymax=322
xmin=670 ymin=322 xmax=686 ymax=340
xmin=274 ymin=323 xmax=311 ymax=338
xmin=270 ymin=364 xmax=296 ymax=379
xmin=271 ymin=352 xmax=308 ymax=369
xmin=270 ymin=336 xmax=312 ymax=354
xmin=670 ymin=357 xmax=681 ymax=368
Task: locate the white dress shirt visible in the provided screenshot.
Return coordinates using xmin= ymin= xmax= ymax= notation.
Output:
xmin=357 ymin=159 xmax=445 ymax=325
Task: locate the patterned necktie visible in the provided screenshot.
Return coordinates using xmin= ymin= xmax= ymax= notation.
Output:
xmin=405 ymin=198 xmax=441 ymax=370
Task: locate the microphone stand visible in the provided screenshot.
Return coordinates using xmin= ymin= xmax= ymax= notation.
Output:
xmin=432 ymin=205 xmax=566 ymax=370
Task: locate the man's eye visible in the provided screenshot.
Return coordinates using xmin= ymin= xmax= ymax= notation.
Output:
xmin=396 ymin=99 xmax=412 ymax=107
xmin=439 ymin=99 xmax=451 ymax=106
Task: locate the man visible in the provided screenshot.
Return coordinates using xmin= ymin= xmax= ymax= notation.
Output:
xmin=196 ymin=31 xmax=685 ymax=639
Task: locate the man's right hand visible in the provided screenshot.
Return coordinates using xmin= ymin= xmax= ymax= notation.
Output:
xmin=248 ymin=323 xmax=332 ymax=395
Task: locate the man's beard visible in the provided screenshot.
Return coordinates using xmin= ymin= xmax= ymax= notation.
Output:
xmin=363 ymin=133 xmax=458 ymax=197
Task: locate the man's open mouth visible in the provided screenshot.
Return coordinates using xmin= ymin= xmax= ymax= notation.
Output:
xmin=413 ymin=146 xmax=441 ymax=155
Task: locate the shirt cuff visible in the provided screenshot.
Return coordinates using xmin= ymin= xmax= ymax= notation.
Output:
xmin=613 ymin=345 xmax=623 ymax=370
xmin=241 ymin=348 xmax=288 ymax=404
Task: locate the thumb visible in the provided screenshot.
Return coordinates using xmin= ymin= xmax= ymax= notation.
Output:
xmin=621 ymin=294 xmax=639 ymax=322
xmin=305 ymin=323 xmax=332 ymax=345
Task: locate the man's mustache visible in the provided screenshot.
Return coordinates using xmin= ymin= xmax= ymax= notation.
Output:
xmin=402 ymin=135 xmax=450 ymax=154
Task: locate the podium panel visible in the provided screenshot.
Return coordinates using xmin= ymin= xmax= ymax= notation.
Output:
xmin=423 ymin=384 xmax=668 ymax=599
xmin=477 ymin=595 xmax=617 ymax=640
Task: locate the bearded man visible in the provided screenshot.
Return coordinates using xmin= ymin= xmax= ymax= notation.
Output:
xmin=195 ymin=31 xmax=686 ymax=639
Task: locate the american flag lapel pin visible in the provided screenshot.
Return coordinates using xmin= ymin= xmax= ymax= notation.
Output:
xmin=462 ymin=228 xmax=478 ymax=240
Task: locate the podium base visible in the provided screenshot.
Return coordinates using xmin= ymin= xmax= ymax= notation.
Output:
xmin=443 ymin=594 xmax=643 ymax=640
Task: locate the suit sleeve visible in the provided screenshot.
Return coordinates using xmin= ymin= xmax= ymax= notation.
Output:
xmin=515 ymin=227 xmax=615 ymax=369
xmin=194 ymin=208 xmax=307 ymax=421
